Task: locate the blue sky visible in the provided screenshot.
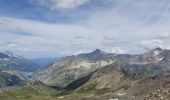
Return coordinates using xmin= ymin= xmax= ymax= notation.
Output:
xmin=1 ymin=0 xmax=170 ymax=58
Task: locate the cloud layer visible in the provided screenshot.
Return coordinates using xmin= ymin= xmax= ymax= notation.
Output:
xmin=29 ymin=0 xmax=90 ymax=10
xmin=1 ymin=0 xmax=170 ymax=58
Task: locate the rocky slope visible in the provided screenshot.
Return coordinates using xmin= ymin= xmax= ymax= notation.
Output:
xmin=0 ymin=51 xmax=39 ymax=87
xmin=0 ymin=71 xmax=28 ymax=87
xmin=64 ymin=63 xmax=170 ymax=100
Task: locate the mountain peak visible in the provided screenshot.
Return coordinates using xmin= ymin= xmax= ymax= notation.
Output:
xmin=74 ymin=49 xmax=109 ymax=61
xmin=4 ymin=50 xmax=15 ymax=56
xmin=0 ymin=52 xmax=9 ymax=58
xmin=94 ymin=49 xmax=102 ymax=52
xmin=92 ymin=49 xmax=106 ymax=54
xmin=153 ymin=47 xmax=162 ymax=51
xmin=3 ymin=50 xmax=21 ymax=58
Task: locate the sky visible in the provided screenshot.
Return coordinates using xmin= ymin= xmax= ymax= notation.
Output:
xmin=1 ymin=0 xmax=170 ymax=58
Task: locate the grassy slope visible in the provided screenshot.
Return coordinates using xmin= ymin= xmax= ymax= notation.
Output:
xmin=1 ymin=76 xmax=170 ymax=100
xmin=0 ymin=81 xmax=61 ymax=100
xmin=0 ymin=86 xmax=59 ymax=100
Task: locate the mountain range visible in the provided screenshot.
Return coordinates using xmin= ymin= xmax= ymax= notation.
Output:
xmin=33 ymin=47 xmax=170 ymax=89
xmin=1 ymin=48 xmax=170 ymax=99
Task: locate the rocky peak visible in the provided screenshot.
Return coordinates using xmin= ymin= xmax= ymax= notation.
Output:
xmin=90 ymin=49 xmax=106 ymax=55
xmin=78 ymin=49 xmax=110 ymax=61
xmin=154 ymin=47 xmax=162 ymax=51
xmin=152 ymin=47 xmax=163 ymax=53
xmin=0 ymin=52 xmax=9 ymax=58
xmin=93 ymin=49 xmax=102 ymax=52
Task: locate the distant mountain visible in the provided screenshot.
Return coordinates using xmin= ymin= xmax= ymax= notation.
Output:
xmin=33 ymin=47 xmax=170 ymax=90
xmin=31 ymin=57 xmax=57 ymax=67
xmin=33 ymin=49 xmax=116 ymax=88
xmin=0 ymin=51 xmax=38 ymax=72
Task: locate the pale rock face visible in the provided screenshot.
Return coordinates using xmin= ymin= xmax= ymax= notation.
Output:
xmin=100 ymin=60 xmax=114 ymax=66
xmin=34 ymin=59 xmax=114 ymax=87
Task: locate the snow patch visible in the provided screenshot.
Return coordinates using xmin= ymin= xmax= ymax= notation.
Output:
xmin=158 ymin=57 xmax=164 ymax=61
xmin=117 ymin=93 xmax=127 ymax=96
xmin=25 ymin=72 xmax=34 ymax=76
xmin=154 ymin=50 xmax=161 ymax=56
xmin=2 ymin=51 xmax=21 ymax=59
xmin=109 ymin=98 xmax=118 ymax=100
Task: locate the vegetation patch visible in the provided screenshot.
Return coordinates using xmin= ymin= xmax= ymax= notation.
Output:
xmin=77 ymin=82 xmax=97 ymax=93
xmin=95 ymin=88 xmax=110 ymax=94
xmin=0 ymin=85 xmax=59 ymax=100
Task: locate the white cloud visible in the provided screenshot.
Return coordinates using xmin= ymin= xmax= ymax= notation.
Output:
xmin=140 ymin=39 xmax=170 ymax=50
xmin=161 ymin=32 xmax=169 ymax=38
xmin=140 ymin=39 xmax=163 ymax=50
xmin=66 ymin=50 xmax=90 ymax=56
xmin=156 ymin=32 xmax=170 ymax=39
xmin=7 ymin=43 xmax=17 ymax=48
xmin=2 ymin=0 xmax=170 ymax=57
xmin=140 ymin=32 xmax=170 ymax=50
xmin=0 ymin=17 xmax=104 ymax=58
xmin=23 ymin=48 xmax=30 ymax=52
xmin=30 ymin=0 xmax=90 ymax=10
xmin=0 ymin=42 xmax=30 ymax=53
xmin=103 ymin=47 xmax=127 ymax=54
